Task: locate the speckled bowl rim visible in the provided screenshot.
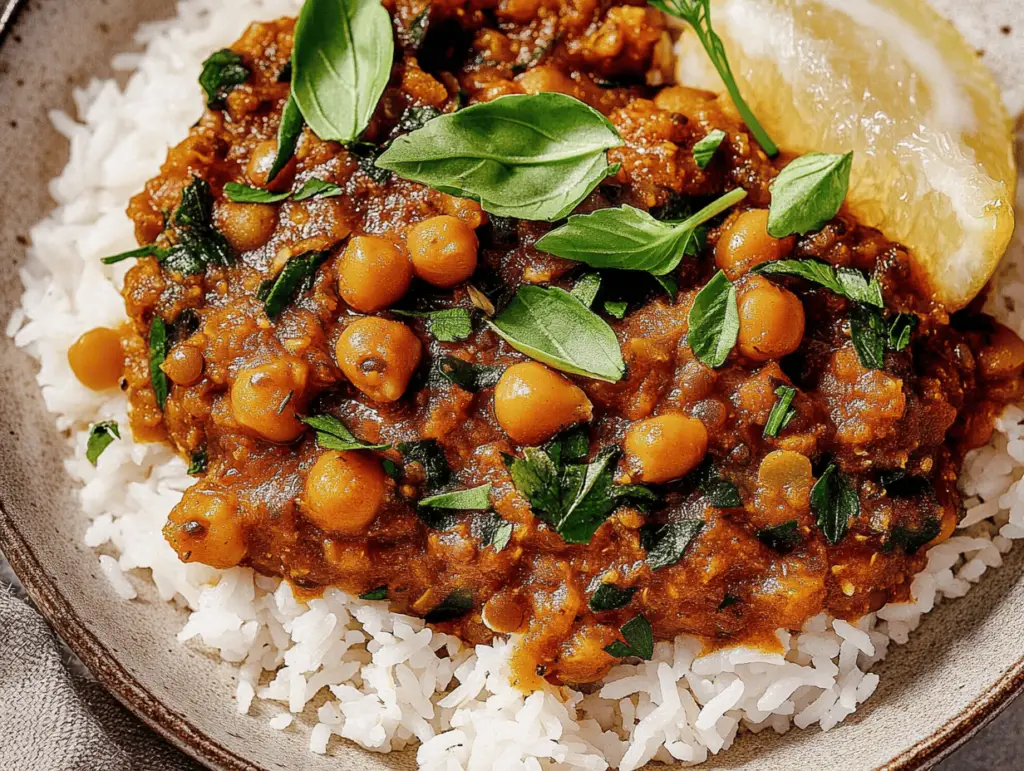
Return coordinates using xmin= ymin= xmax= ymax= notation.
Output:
xmin=1 ymin=1 xmax=1022 ymax=769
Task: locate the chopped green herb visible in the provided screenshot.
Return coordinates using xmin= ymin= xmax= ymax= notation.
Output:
xmin=884 ymin=518 xmax=941 ymax=555
xmin=419 ymin=483 xmax=492 ymax=511
xmin=436 ymin=356 xmax=504 ymax=392
xmin=688 ymin=270 xmax=739 ymax=368
xmin=359 ymin=586 xmax=388 ymax=601
xmin=292 ymin=178 xmax=344 ymax=201
xmin=300 ymin=414 xmax=389 ymax=451
xmin=603 ymin=300 xmax=628 ymax=320
xmin=489 ymin=286 xmax=625 ymax=382
xmin=187 ymin=448 xmax=208 ymax=476
xmin=757 ymin=520 xmax=802 ymax=553
xmin=650 ymin=1 xmax=777 ymax=157
xmin=167 ymin=177 xmax=233 ymax=271
xmin=349 ymin=141 xmax=392 ymax=184
xmin=175 ymin=176 xmax=215 ymax=229
xmin=393 ymin=308 xmax=474 ymax=342
xmin=604 ymin=614 xmax=654 ymax=660
xmin=692 ymin=129 xmax=726 ymax=169
xmin=653 ymin=274 xmax=678 ymax=298
xmin=850 ymin=305 xmax=886 ymax=370
xmin=718 ymin=594 xmax=740 ymax=610
xmin=570 ymin=273 xmax=602 ymax=308
xmin=589 ymin=582 xmax=636 ymax=612
xmin=382 ymin=457 xmax=402 ymax=481
xmin=888 ymin=313 xmax=917 ymax=351
xmin=425 ymin=589 xmax=474 ymax=623
xmin=198 ymin=49 xmax=249 ymax=107
xmin=223 ymin=183 xmax=292 ymax=204
xmin=148 ymin=317 xmax=169 ymax=410
xmin=269 ymin=95 xmax=304 ymax=184
xmin=398 ymin=439 xmax=451 ymax=491
xmin=101 ymin=244 xmax=171 ymax=265
xmin=86 ymin=421 xmax=120 ymax=465
xmin=754 ymin=260 xmax=883 ymax=308
xmin=395 ymin=105 xmax=442 ymax=135
xmin=811 ymin=463 xmax=858 ymax=544
xmin=260 ymin=250 xmax=329 ymax=319
xmin=764 ymin=385 xmax=797 ymax=438
xmin=767 ymin=152 xmax=854 ymax=237
xmin=404 ymin=5 xmax=430 ymax=48
xmin=480 ymin=515 xmax=514 ymax=552
xmin=641 ymin=518 xmax=704 ymax=571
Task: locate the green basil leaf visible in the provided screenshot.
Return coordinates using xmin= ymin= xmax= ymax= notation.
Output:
xmin=224 ymin=182 xmax=292 ymax=204
xmin=291 ymin=0 xmax=394 ymax=143
xmin=398 ymin=439 xmax=451 ymax=491
xmin=175 ymin=227 xmax=232 ymax=271
xmin=718 ymin=594 xmax=740 ymax=610
xmin=424 ymin=589 xmax=474 ymax=623
xmin=811 ymin=463 xmax=858 ymax=544
xmin=393 ymin=308 xmax=473 ymax=342
xmin=884 ymin=518 xmax=940 ymax=555
xmin=641 ymin=518 xmax=704 ymax=571
xmin=604 ymin=614 xmax=653 ymax=660
xmin=359 ymin=586 xmax=388 ymax=601
xmin=198 ymin=49 xmax=249 ymax=107
xmin=570 ymin=273 xmax=602 ymax=308
xmin=101 ymin=244 xmax=171 ymax=265
xmin=395 ymin=105 xmax=442 ymax=135
xmin=692 ymin=128 xmax=726 ymax=169
xmin=888 ymin=313 xmax=917 ymax=351
xmin=836 ymin=267 xmax=884 ymax=307
xmin=300 ymin=414 xmax=389 ymax=451
xmin=688 ymin=270 xmax=738 ymax=368
xmin=349 ymin=141 xmax=392 ymax=184
xmin=535 ymin=190 xmax=745 ymax=276
xmin=589 ymin=582 xmax=636 ymax=612
xmin=754 ymin=259 xmax=883 ymax=308
xmin=489 ymin=286 xmax=624 ymax=382
xmin=187 ymin=448 xmax=208 ymax=476
xmin=603 ymin=300 xmax=628 ymax=320
xmin=376 ymin=93 xmax=623 ymax=221
xmin=437 ymin=356 xmax=504 ymax=392
xmin=767 ymin=151 xmax=853 ymax=237
xmin=419 ymin=483 xmax=492 ymax=511
xmin=763 ymin=385 xmax=797 ymax=438
xmin=479 ymin=514 xmax=514 ymax=552
xmin=269 ymin=95 xmax=304 ymax=184
xmin=756 ymin=520 xmax=802 ymax=553
xmin=404 ymin=5 xmax=430 ymax=48
xmin=86 ymin=421 xmax=120 ymax=465
xmin=850 ymin=305 xmax=886 ymax=370
xmin=653 ymin=274 xmax=678 ymax=298
xmin=148 ymin=317 xmax=169 ymax=410
xmin=261 ymin=251 xmax=330 ymax=319
xmin=175 ymin=176 xmax=215 ymax=228
xmin=382 ymin=457 xmax=402 ymax=481
xmin=292 ymin=178 xmax=344 ymax=201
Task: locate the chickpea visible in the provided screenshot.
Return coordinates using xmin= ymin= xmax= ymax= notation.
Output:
xmin=164 ymin=488 xmax=246 ymax=569
xmin=736 ymin=276 xmax=805 ymax=362
xmin=552 ymin=624 xmax=617 ymax=684
xmin=161 ymin=344 xmax=205 ymax=386
xmin=302 ymin=451 xmax=387 ymax=534
xmin=67 ymin=326 xmax=124 ymax=390
xmin=337 ymin=235 xmax=412 ymax=313
xmin=494 ymin=362 xmax=593 ymax=445
xmin=516 ymin=65 xmax=579 ymax=97
xmin=978 ymin=322 xmax=1024 ymax=380
xmin=215 ymin=201 xmax=278 ymax=252
xmin=336 ymin=317 xmax=422 ymax=402
xmin=406 ymin=215 xmax=479 ymax=288
xmin=624 ymin=413 xmax=708 ymax=483
xmin=715 ymin=209 xmax=795 ymax=279
xmin=230 ymin=357 xmax=309 ymax=442
xmin=245 ymin=139 xmax=295 ymax=191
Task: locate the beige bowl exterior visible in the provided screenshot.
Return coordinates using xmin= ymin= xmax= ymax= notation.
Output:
xmin=0 ymin=1 xmax=1022 ymax=769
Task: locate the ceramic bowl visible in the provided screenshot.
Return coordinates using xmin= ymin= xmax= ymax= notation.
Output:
xmin=1 ymin=1 xmax=1023 ymax=769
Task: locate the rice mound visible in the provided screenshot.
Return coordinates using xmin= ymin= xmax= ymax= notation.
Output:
xmin=9 ymin=0 xmax=1024 ymax=768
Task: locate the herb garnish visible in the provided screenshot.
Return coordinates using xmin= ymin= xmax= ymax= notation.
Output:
xmin=763 ymin=385 xmax=797 ymax=438
xmin=688 ymin=270 xmax=739 ymax=368
xmin=810 ymin=463 xmax=859 ymax=544
xmin=884 ymin=519 xmax=941 ymax=554
xmin=650 ymin=0 xmax=777 ymax=157
xmin=767 ymin=152 xmax=853 ymax=237
xmin=293 ymin=178 xmax=344 ymax=201
xmin=604 ymin=614 xmax=654 ymax=660
xmin=535 ymin=189 xmax=746 ymax=276
xmin=258 ymin=250 xmax=329 ymax=319
xmin=754 ymin=260 xmax=883 ymax=308
xmin=692 ymin=129 xmax=726 ymax=169
xmin=849 ymin=304 xmax=887 ymax=370
xmin=101 ymin=244 xmax=172 ymax=265
xmin=697 ymin=463 xmax=743 ymax=508
xmin=480 ymin=515 xmax=514 ymax=552
xmin=425 ymin=589 xmax=473 ymax=623
xmin=300 ymin=414 xmax=389 ymax=451
xmin=436 ymin=356 xmax=504 ymax=392
xmin=398 ymin=439 xmax=451 ymax=491
xmin=376 ymin=93 xmax=623 ymax=221
xmin=198 ymin=49 xmax=249 ymax=107
xmin=419 ymin=483 xmax=492 ymax=511
xmin=392 ymin=308 xmax=473 ymax=342
xmin=268 ymin=95 xmax=304 ymax=184
xmin=291 ymin=0 xmax=394 ymax=143
xmin=641 ymin=518 xmax=705 ymax=571
xmin=604 ymin=300 xmax=628 ymax=320
xmin=148 ymin=317 xmax=169 ymax=410
xmin=187 ymin=448 xmax=208 ymax=476
xmin=489 ymin=286 xmax=625 ymax=382
xmin=888 ymin=313 xmax=917 ymax=351
xmin=169 ymin=176 xmax=233 ymax=272
xmin=756 ymin=520 xmax=802 ymax=553
xmin=86 ymin=421 xmax=120 ymax=465
xmin=589 ymin=583 xmax=636 ymax=612
xmin=404 ymin=5 xmax=430 ymax=49
xmin=359 ymin=586 xmax=388 ymax=601
xmin=570 ymin=273 xmax=602 ymax=308
xmin=224 ymin=178 xmax=344 ymax=204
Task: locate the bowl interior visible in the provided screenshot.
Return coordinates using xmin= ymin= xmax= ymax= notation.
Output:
xmin=1 ymin=2 xmax=1022 ymax=770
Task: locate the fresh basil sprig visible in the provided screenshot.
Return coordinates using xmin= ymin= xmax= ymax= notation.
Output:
xmin=688 ymin=270 xmax=739 ymax=368
xmin=86 ymin=421 xmax=120 ymax=465
xmin=650 ymin=0 xmax=777 ymax=157
xmin=291 ymin=0 xmax=394 ymax=143
xmin=693 ymin=129 xmax=726 ymax=169
xmin=754 ymin=259 xmax=883 ymax=308
xmin=490 ymin=286 xmax=624 ymax=382
xmin=535 ymin=189 xmax=746 ymax=276
xmin=768 ymin=152 xmax=853 ymax=237
xmin=604 ymin=614 xmax=654 ymax=660
xmin=377 ymin=93 xmax=623 ymax=221
xmin=763 ymin=385 xmax=797 ymax=438
xmin=300 ymin=414 xmax=389 ymax=451
xmin=198 ymin=49 xmax=249 ymax=107
xmin=419 ymin=483 xmax=492 ymax=511
xmin=811 ymin=463 xmax=858 ymax=544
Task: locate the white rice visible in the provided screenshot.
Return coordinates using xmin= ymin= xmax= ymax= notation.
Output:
xmin=9 ymin=0 xmax=1024 ymax=768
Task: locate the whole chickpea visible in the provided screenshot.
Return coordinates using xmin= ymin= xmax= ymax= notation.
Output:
xmin=624 ymin=413 xmax=708 ymax=483
xmin=215 ymin=201 xmax=278 ymax=252
xmin=337 ymin=235 xmax=412 ymax=313
xmin=302 ymin=450 xmax=387 ymax=534
xmin=336 ymin=317 xmax=422 ymax=402
xmin=735 ymin=276 xmax=805 ymax=362
xmin=494 ymin=361 xmax=593 ymax=445
xmin=161 ymin=344 xmax=205 ymax=386
xmin=164 ymin=487 xmax=246 ymax=569
xmin=715 ymin=209 xmax=795 ymax=279
xmin=406 ymin=215 xmax=479 ymax=288
xmin=230 ymin=357 xmax=309 ymax=442
xmin=67 ymin=327 xmax=124 ymax=391
xmin=245 ymin=139 xmax=295 ymax=191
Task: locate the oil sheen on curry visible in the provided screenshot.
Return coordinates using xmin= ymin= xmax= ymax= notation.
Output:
xmin=69 ymin=0 xmax=1024 ymax=692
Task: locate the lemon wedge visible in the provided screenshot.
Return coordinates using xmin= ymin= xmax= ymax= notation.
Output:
xmin=675 ymin=0 xmax=1016 ymax=310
